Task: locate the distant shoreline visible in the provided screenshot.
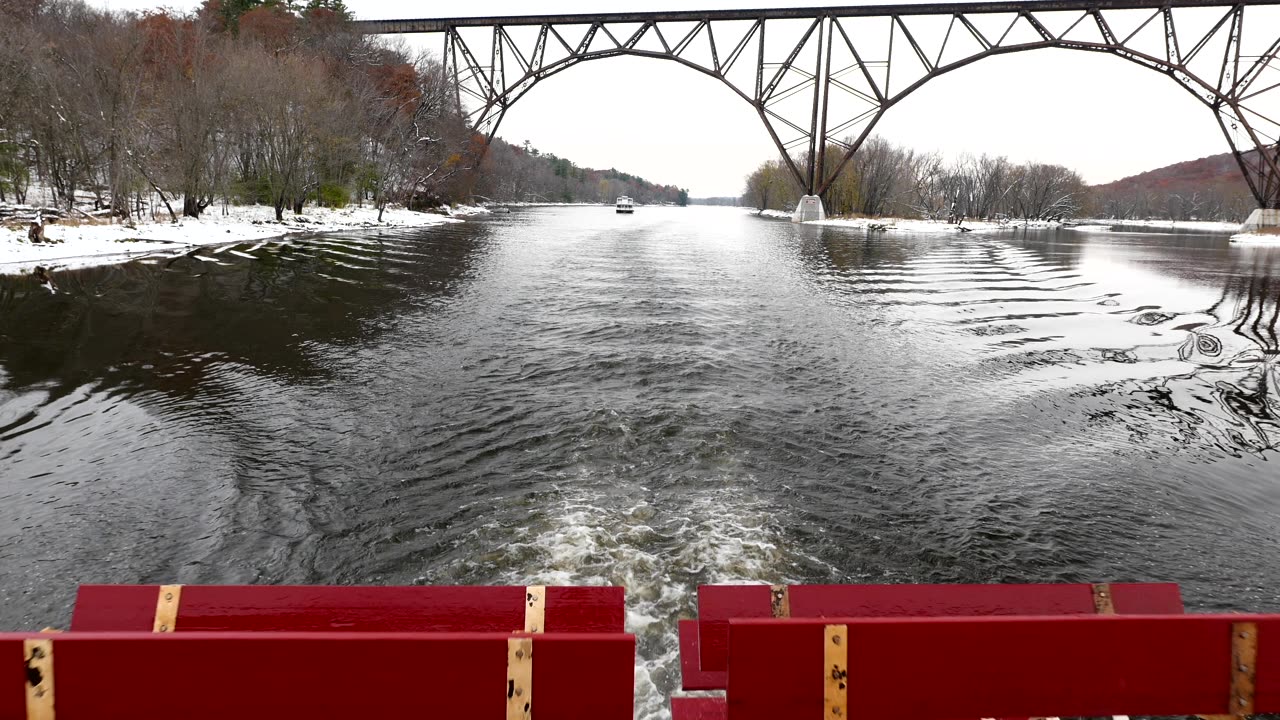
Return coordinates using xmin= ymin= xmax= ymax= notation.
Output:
xmin=750 ymin=208 xmax=1245 ymax=236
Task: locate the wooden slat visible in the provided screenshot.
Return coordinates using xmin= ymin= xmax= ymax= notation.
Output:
xmin=22 ymin=639 xmax=53 ymax=720
xmin=769 ymin=586 xmax=790 ymax=618
xmin=152 ymin=585 xmax=181 ymax=633
xmin=678 ymin=619 xmax=726 ymax=691
xmin=71 ymin=585 xmax=624 ymax=634
xmin=1092 ymin=583 xmax=1115 ymax=615
xmin=1230 ymin=621 xmax=1259 ymax=715
xmin=726 ymin=614 xmax=1280 ymax=720
xmin=0 ymin=632 xmax=634 ymax=719
xmin=823 ymin=624 xmax=847 ymax=720
xmin=506 ymin=637 xmax=533 ymax=720
xmin=524 ymin=586 xmax=545 ymax=634
xmin=697 ymin=582 xmax=1182 ymax=673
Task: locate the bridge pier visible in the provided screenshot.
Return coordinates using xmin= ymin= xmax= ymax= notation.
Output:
xmin=1241 ymin=209 xmax=1280 ymax=233
xmin=792 ymin=195 xmax=825 ymax=224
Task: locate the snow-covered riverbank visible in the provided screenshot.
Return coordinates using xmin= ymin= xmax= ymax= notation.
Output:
xmin=751 ymin=208 xmax=1053 ymax=233
xmin=812 ymin=216 xmax=1040 ymax=233
xmin=1229 ymin=231 xmax=1280 ymax=244
xmin=751 ymin=208 xmax=1251 ymax=237
xmin=0 ymin=204 xmax=482 ymax=274
xmin=1079 ymin=218 xmax=1242 ymax=232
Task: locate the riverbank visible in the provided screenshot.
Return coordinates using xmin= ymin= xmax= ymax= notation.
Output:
xmin=752 ymin=208 xmax=1248 ymax=236
xmin=1229 ymin=230 xmax=1280 ymax=244
xmin=813 ymin=216 xmax=1048 ymax=233
xmin=0 ymin=204 xmax=482 ymax=274
xmin=1068 ymin=219 xmax=1242 ymax=235
xmin=753 ymin=209 xmax=1057 ymax=233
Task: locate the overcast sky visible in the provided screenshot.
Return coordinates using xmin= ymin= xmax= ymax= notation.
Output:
xmin=91 ymin=0 xmax=1241 ymax=197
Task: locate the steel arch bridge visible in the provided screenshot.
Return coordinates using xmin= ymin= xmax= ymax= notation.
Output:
xmin=355 ymin=0 xmax=1280 ymax=211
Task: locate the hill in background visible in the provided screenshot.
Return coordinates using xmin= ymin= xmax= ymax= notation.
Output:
xmin=1087 ymin=150 xmax=1256 ymax=221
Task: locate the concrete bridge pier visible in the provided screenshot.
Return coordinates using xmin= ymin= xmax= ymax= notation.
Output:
xmin=792 ymin=195 xmax=825 ymax=223
xmin=1241 ymin=209 xmax=1280 ymax=233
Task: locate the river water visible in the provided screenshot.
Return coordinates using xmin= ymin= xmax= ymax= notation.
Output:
xmin=2 ymin=206 xmax=1279 ymax=715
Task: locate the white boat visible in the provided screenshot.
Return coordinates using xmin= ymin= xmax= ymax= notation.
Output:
xmin=616 ymin=196 xmax=634 ymax=214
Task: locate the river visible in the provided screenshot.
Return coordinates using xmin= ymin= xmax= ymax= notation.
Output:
xmin=2 ymin=206 xmax=1279 ymax=716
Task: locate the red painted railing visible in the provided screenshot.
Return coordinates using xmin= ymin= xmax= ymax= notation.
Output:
xmin=4 ymin=631 xmax=635 ymax=719
xmin=5 ymin=581 xmax=1266 ymax=720
xmin=685 ymin=582 xmax=1182 ymax=688
xmin=726 ymin=614 xmax=1275 ymax=719
xmin=71 ymin=584 xmax=624 ymax=633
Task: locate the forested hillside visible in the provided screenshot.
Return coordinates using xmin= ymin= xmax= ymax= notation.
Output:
xmin=0 ymin=0 xmax=686 ymax=224
xmin=1086 ymin=151 xmax=1256 ymax=221
xmin=468 ymin=139 xmax=688 ymax=205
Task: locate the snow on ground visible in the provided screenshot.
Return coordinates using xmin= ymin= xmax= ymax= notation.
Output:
xmin=811 ymin=217 xmax=1034 ymax=233
xmin=0 ymin=204 xmax=471 ymax=275
xmin=1077 ymin=218 xmax=1242 ymax=232
xmin=751 ymin=208 xmax=793 ymax=220
xmin=748 ymin=207 xmax=1056 ymax=232
xmin=1229 ymin=231 xmax=1280 ymax=244
xmin=749 ymin=208 xmax=1248 ymax=236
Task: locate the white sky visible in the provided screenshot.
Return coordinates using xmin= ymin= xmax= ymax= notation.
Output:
xmin=93 ymin=0 xmax=1242 ymax=197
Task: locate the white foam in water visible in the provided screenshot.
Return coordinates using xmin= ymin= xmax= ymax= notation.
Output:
xmin=484 ymin=483 xmax=806 ymax=720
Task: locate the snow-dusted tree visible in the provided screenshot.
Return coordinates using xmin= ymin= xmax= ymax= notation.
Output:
xmin=136 ymin=14 xmax=233 ymax=219
xmin=908 ymin=151 xmax=947 ymax=219
xmin=359 ymin=52 xmax=466 ymax=220
xmin=849 ymin=136 xmax=910 ymax=217
xmin=226 ymin=48 xmax=338 ymax=221
xmin=0 ymin=2 xmax=35 ymax=204
xmin=1013 ymin=162 xmax=1086 ymax=222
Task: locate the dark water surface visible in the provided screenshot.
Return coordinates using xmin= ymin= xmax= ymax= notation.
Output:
xmin=2 ymin=207 xmax=1280 ymax=715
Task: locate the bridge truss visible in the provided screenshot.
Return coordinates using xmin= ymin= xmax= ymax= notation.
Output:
xmin=356 ymin=0 xmax=1280 ymax=209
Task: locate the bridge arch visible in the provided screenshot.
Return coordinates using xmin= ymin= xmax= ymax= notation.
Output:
xmin=357 ymin=1 xmax=1280 ymax=211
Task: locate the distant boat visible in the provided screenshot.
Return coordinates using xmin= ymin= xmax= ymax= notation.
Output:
xmin=616 ymin=196 xmax=634 ymax=214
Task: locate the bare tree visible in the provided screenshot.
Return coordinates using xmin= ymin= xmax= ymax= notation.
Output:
xmin=1013 ymin=162 xmax=1086 ymax=222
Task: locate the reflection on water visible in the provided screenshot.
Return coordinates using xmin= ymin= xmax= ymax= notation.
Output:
xmin=1145 ymin=268 xmax=1280 ymax=454
xmin=2 ymin=209 xmax=1280 ymax=719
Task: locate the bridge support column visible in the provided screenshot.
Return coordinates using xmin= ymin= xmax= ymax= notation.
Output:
xmin=1241 ymin=209 xmax=1280 ymax=233
xmin=792 ymin=195 xmax=825 ymax=223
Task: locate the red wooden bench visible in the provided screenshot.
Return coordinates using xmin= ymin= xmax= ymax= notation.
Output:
xmin=681 ymin=582 xmax=1183 ymax=691
xmin=4 ymin=630 xmax=635 ymax=719
xmin=71 ymin=584 xmax=624 ymax=633
xmin=676 ymin=613 xmax=1275 ymax=719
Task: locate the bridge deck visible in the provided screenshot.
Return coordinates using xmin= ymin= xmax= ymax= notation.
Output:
xmin=354 ymin=0 xmax=1280 ymax=33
